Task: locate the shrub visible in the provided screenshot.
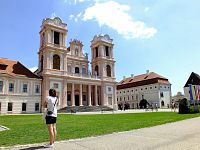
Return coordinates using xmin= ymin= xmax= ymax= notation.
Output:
xmin=139 ymin=99 xmax=148 ymax=109
xmin=179 ymin=98 xmax=189 ymax=114
xmin=189 ymin=105 xmax=200 ymax=113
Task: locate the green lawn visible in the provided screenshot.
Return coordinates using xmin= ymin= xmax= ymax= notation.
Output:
xmin=0 ymin=112 xmax=200 ymax=147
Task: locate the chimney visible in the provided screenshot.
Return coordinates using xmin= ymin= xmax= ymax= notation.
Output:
xmin=123 ymin=76 xmax=126 ymax=79
xmin=146 ymin=70 xmax=149 ymax=74
xmin=131 ymin=74 xmax=134 ymax=77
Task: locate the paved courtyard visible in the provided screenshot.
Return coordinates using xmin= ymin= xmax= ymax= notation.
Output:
xmin=6 ymin=114 xmax=200 ymax=150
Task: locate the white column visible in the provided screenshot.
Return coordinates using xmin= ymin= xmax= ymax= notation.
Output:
xmin=113 ymin=85 xmax=117 ymax=110
xmin=59 ymin=33 xmax=62 ymax=46
xmin=95 ymin=85 xmax=98 ymax=106
xmin=47 ymin=52 xmax=50 ymax=69
xmin=88 ymin=85 xmax=92 ymax=106
xmin=60 ymin=54 xmax=64 ymax=70
xmin=111 ymin=47 xmax=113 ymax=58
xmin=62 ymin=79 xmax=67 ymax=107
xmin=100 ymin=45 xmax=104 ymax=57
xmin=79 ymin=84 xmax=83 ymax=106
xmin=52 ymin=30 xmax=54 ymax=44
xmin=64 ymin=33 xmax=66 ymax=47
xmin=112 ymin=63 xmax=115 ymax=78
xmin=50 ymin=52 xmax=53 ymax=69
xmin=71 ymin=83 xmax=75 ymax=106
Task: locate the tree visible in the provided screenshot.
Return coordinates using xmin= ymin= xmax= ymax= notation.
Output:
xmin=139 ymin=99 xmax=148 ymax=109
xmin=178 ymin=98 xmax=189 ymax=114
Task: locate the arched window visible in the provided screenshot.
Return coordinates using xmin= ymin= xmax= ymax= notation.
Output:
xmin=75 ymin=67 xmax=79 ymax=74
xmin=53 ymin=54 xmax=60 ymax=70
xmin=106 ymin=65 xmax=111 ymax=77
xmin=161 ymin=101 xmax=164 ymax=107
xmin=95 ymin=65 xmax=99 ymax=76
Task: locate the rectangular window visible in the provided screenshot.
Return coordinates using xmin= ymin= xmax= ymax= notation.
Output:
xmin=9 ymin=83 xmax=14 ymax=92
xmin=160 ymin=92 xmax=164 ymax=98
xmin=35 ymin=85 xmax=40 ymax=93
xmin=136 ymin=95 xmax=138 ymax=100
xmin=108 ymin=95 xmax=112 ymax=105
xmin=8 ymin=102 xmax=13 ymax=111
xmin=105 ymin=46 xmax=109 ymax=56
xmin=67 ymin=94 xmax=71 ymax=101
xmin=83 ymin=95 xmax=86 ymax=101
xmin=108 ymin=87 xmax=111 ymax=92
xmin=35 ymin=103 xmax=39 ymax=111
xmin=54 ymin=31 xmax=60 ymax=44
xmin=54 ymin=83 xmax=58 ymax=89
xmin=22 ymin=103 xmax=26 ymax=111
xmin=95 ymin=47 xmax=98 ymax=57
xmin=23 ymin=84 xmax=28 ymax=93
xmin=0 ymin=81 xmax=3 ymax=92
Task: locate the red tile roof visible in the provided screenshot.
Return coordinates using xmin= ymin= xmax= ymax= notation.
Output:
xmin=117 ymin=72 xmax=170 ymax=90
xmin=0 ymin=58 xmax=40 ymax=79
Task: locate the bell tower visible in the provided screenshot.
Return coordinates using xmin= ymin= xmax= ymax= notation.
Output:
xmin=91 ymin=34 xmax=115 ymax=80
xmin=91 ymin=34 xmax=117 ymax=109
xmin=37 ymin=17 xmax=68 ymax=75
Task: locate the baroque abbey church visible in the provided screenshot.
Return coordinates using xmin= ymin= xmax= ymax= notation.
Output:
xmin=0 ymin=17 xmax=117 ymax=114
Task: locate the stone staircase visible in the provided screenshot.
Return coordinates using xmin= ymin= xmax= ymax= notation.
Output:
xmin=58 ymin=106 xmax=113 ymax=113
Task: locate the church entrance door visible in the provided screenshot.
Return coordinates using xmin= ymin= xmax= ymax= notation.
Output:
xmin=75 ymin=95 xmax=79 ymax=106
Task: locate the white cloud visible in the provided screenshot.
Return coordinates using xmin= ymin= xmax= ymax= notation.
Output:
xmin=82 ymin=1 xmax=157 ymax=39
xmin=29 ymin=67 xmax=37 ymax=72
xmin=69 ymin=14 xmax=75 ymax=20
xmin=69 ymin=13 xmax=82 ymax=22
xmin=77 ymin=12 xmax=82 ymax=17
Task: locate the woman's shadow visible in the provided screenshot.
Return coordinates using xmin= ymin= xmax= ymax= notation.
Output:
xmin=19 ymin=145 xmax=48 ymax=150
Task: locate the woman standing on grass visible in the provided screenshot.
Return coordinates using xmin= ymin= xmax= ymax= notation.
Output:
xmin=43 ymin=89 xmax=58 ymax=148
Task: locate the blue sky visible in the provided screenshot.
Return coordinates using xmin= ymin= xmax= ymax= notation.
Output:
xmin=0 ymin=0 xmax=200 ymax=95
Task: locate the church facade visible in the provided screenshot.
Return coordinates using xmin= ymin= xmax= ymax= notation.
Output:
xmin=0 ymin=17 xmax=117 ymax=114
xmin=36 ymin=17 xmax=117 ymax=111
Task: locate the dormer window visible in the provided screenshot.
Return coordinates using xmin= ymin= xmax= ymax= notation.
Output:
xmin=54 ymin=31 xmax=60 ymax=45
xmin=0 ymin=64 xmax=8 ymax=70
